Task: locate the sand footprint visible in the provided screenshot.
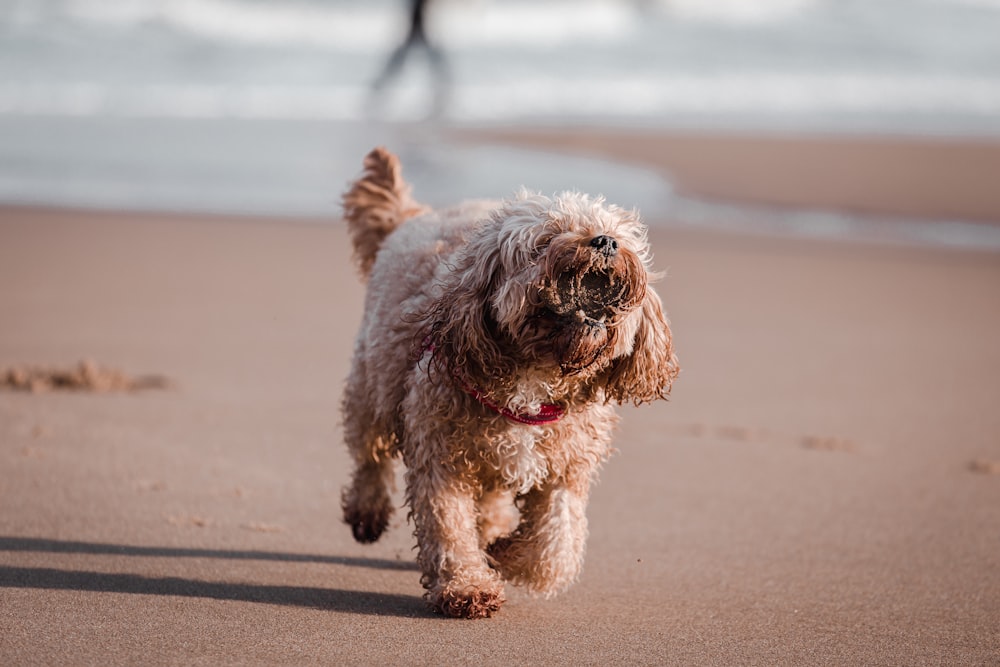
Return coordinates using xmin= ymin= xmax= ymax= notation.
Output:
xmin=241 ymin=523 xmax=284 ymax=533
xmin=967 ymin=459 xmax=1000 ymax=475
xmin=799 ymin=435 xmax=857 ymax=453
xmin=666 ymin=421 xmax=858 ymax=453
xmin=165 ymin=514 xmax=213 ymax=528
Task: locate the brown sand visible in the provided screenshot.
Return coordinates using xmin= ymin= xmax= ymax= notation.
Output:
xmin=2 ymin=135 xmax=1000 ymax=665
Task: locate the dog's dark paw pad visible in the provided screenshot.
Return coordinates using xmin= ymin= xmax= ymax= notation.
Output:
xmin=350 ymin=520 xmax=384 ymax=544
xmin=432 ymin=587 xmax=506 ymax=619
xmin=343 ymin=507 xmax=390 ymax=544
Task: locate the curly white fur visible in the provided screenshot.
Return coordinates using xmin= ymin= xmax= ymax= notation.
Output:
xmin=340 ymin=147 xmax=678 ymax=619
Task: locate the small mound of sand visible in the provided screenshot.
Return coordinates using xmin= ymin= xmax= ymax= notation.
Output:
xmin=1 ymin=360 xmax=171 ymax=393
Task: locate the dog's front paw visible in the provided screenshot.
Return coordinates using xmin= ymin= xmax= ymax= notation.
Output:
xmin=343 ymin=506 xmax=390 ymax=543
xmin=429 ymin=582 xmax=506 ymax=619
xmin=342 ymin=491 xmax=393 ymax=543
xmin=487 ymin=534 xmax=581 ymax=596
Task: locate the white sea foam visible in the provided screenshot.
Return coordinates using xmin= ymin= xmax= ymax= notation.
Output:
xmin=56 ymin=0 xmax=637 ymax=51
xmin=62 ymin=0 xmax=396 ymax=51
xmin=664 ymin=0 xmax=815 ymax=23
xmin=3 ymin=74 xmax=1000 ymax=123
xmin=1 ymin=0 xmax=996 ymax=130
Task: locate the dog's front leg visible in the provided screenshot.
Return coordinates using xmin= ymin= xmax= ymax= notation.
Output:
xmin=489 ymin=478 xmax=591 ymax=597
xmin=342 ymin=452 xmax=394 ymax=544
xmin=341 ymin=363 xmax=395 ymax=544
xmin=405 ymin=464 xmax=506 ymax=618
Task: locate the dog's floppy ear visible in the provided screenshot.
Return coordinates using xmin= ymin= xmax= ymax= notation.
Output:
xmin=416 ymin=219 xmax=514 ymax=390
xmin=603 ymin=288 xmax=679 ymax=405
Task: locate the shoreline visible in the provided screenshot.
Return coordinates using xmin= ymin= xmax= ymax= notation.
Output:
xmin=4 ymin=115 xmax=1000 ymax=253
xmin=453 ymin=126 xmax=1000 ymax=224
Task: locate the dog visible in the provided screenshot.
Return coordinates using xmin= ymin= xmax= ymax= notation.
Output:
xmin=340 ymin=147 xmax=678 ymax=618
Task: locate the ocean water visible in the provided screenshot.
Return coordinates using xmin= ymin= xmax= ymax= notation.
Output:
xmin=4 ymin=0 xmax=1000 ymax=129
xmin=1 ymin=0 xmax=999 ymax=247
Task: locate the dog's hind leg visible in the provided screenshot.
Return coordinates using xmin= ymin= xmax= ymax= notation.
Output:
xmin=488 ymin=478 xmax=591 ymax=597
xmin=477 ymin=488 xmax=520 ymax=550
xmin=341 ymin=361 xmax=395 ymax=544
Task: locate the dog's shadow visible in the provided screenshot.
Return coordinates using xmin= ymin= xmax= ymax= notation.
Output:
xmin=0 ymin=537 xmax=425 ymax=618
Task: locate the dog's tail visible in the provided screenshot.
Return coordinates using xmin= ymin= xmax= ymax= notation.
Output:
xmin=342 ymin=147 xmax=428 ymax=279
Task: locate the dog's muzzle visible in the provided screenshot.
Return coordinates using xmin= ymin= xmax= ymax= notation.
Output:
xmin=541 ymin=269 xmax=627 ymax=372
xmin=534 ymin=234 xmax=643 ymax=372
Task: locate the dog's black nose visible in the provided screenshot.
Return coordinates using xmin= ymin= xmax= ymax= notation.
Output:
xmin=589 ymin=235 xmax=618 ymax=255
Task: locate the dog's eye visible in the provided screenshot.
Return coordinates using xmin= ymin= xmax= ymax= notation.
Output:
xmin=531 ymin=238 xmax=552 ymax=259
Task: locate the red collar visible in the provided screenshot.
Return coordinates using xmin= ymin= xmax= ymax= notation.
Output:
xmin=422 ymin=337 xmax=565 ymax=425
xmin=453 ymin=372 xmax=565 ymax=425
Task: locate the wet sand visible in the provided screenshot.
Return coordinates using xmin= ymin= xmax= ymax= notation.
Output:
xmin=457 ymin=127 xmax=1000 ymax=222
xmin=1 ymin=132 xmax=999 ymax=665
